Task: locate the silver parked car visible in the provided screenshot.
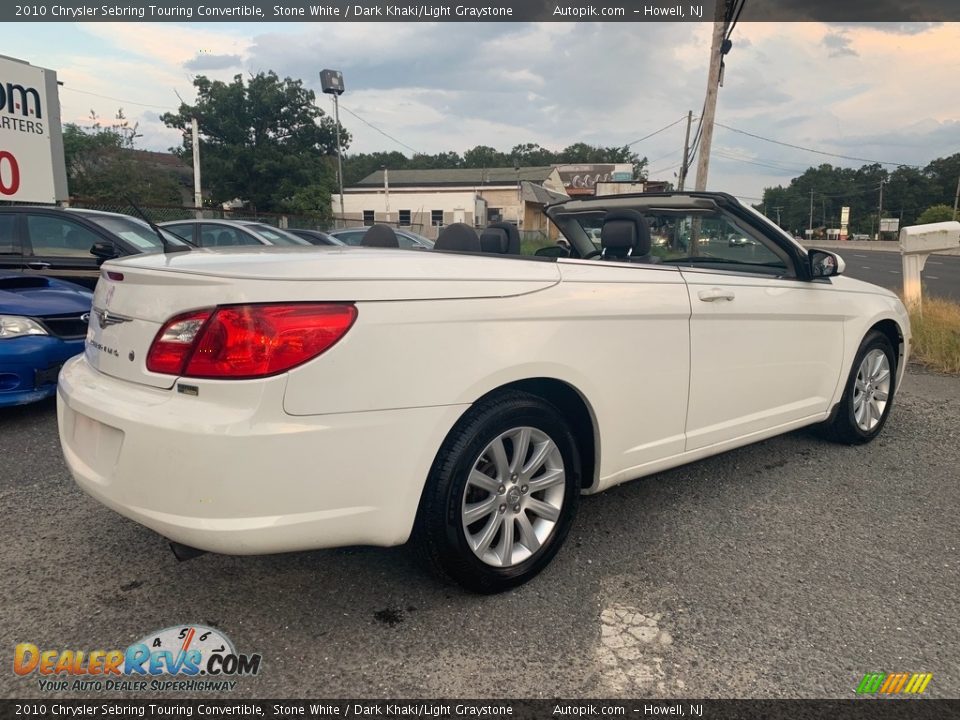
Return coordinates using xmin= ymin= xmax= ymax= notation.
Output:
xmin=159 ymin=220 xmax=312 ymax=248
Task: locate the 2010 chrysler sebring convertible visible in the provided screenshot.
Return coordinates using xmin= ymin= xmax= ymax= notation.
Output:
xmin=57 ymin=193 xmax=910 ymax=593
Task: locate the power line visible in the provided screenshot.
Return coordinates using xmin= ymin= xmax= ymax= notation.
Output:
xmin=715 ymin=122 xmax=918 ymax=167
xmin=61 ymin=86 xmax=172 ymax=111
xmin=648 ymin=162 xmax=683 ymax=176
xmin=725 ymin=0 xmax=747 ymax=40
xmin=336 ymin=103 xmax=420 ymax=154
xmin=713 ymin=148 xmax=810 ymax=174
xmin=625 ymin=116 xmax=689 ymax=147
xmin=646 ymin=148 xmax=683 ymax=164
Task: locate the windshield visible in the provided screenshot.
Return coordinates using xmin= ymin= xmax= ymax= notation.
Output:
xmin=246 ymin=223 xmax=312 ymax=246
xmin=83 ymin=214 xmax=192 ymax=251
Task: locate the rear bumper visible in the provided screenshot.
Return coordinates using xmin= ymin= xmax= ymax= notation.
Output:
xmin=0 ymin=336 xmax=84 ymax=407
xmin=57 ymin=355 xmax=467 ymax=555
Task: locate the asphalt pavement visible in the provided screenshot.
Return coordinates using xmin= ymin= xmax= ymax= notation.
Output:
xmin=832 ymin=249 xmax=960 ymax=301
xmin=1 ymin=369 xmax=958 ymax=700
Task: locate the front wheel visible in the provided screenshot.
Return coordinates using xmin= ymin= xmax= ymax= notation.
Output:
xmin=820 ymin=330 xmax=897 ymax=444
xmin=414 ymin=391 xmax=581 ymax=593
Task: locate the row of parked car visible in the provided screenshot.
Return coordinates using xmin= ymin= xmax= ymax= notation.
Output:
xmin=0 ymin=205 xmax=433 ymax=407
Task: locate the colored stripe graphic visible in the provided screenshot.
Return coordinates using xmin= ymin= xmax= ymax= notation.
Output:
xmin=904 ymin=673 xmax=933 ymax=694
xmin=857 ymin=673 xmax=886 ymax=694
xmin=857 ymin=672 xmax=932 ymax=694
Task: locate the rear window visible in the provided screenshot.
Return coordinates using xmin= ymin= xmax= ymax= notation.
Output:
xmin=82 ymin=215 xmax=190 ymax=251
xmin=245 ymin=224 xmax=311 ymax=246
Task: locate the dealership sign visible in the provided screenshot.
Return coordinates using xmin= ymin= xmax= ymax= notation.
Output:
xmin=0 ymin=54 xmax=68 ymax=203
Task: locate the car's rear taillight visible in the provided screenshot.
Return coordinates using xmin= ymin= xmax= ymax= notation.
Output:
xmin=146 ymin=309 xmax=212 ymax=375
xmin=146 ymin=303 xmax=357 ymax=379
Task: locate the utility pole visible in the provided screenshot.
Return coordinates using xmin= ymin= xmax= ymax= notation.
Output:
xmin=773 ymin=206 xmax=783 ymax=226
xmin=191 ymin=117 xmax=202 ymax=219
xmin=678 ymin=110 xmax=693 ymax=191
xmin=808 ymin=189 xmax=815 ymax=239
xmin=694 ymin=0 xmax=734 ymax=192
xmin=953 ymin=172 xmax=959 ymax=220
xmin=878 ymin=178 xmax=885 ymax=239
xmin=383 ymin=166 xmax=390 ymax=215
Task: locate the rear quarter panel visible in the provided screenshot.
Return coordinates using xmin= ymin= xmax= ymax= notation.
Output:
xmin=283 ymin=263 xmax=693 ymax=485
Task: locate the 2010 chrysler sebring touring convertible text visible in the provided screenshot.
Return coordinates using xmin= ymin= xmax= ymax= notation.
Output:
xmin=57 ymin=193 xmax=910 ymax=593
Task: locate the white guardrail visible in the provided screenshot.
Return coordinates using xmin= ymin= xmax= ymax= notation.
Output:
xmin=899 ymin=221 xmax=960 ymax=308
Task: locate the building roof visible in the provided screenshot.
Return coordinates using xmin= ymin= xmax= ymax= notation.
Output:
xmin=352 ymin=166 xmax=557 ymax=188
xmin=124 ymin=148 xmax=193 ymax=183
xmin=521 ymin=180 xmax=568 ymax=206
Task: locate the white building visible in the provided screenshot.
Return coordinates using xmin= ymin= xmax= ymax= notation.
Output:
xmin=335 ymin=167 xmax=567 ymax=238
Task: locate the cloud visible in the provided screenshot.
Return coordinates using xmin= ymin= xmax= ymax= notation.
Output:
xmin=822 ymin=33 xmax=859 ymax=57
xmin=6 ymin=20 xmax=958 ymax=203
xmin=184 ymin=53 xmax=242 ymax=71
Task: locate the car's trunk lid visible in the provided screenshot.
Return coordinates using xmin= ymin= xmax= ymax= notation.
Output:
xmin=87 ymin=247 xmax=560 ymax=389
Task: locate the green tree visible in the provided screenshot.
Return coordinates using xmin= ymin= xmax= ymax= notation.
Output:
xmin=63 ymin=110 xmax=182 ymax=204
xmin=923 ymin=153 xmax=960 ymax=206
xmin=162 ymin=72 xmax=348 ymax=218
xmin=916 ymin=204 xmax=956 ymax=224
xmin=463 ymin=145 xmax=510 ymax=168
xmin=510 ymin=143 xmax=556 ymax=166
xmin=343 ymin=151 xmax=410 ymax=185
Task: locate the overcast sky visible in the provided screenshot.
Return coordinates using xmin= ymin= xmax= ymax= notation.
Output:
xmin=6 ymin=21 xmax=959 ymax=202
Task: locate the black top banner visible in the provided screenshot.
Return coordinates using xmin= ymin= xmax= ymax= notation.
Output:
xmin=4 ymin=0 xmax=960 ymax=23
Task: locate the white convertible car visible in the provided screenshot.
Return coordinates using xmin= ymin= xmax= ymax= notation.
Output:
xmin=57 ymin=193 xmax=910 ymax=593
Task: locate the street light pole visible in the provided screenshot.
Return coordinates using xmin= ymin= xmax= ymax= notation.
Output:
xmin=333 ymin=93 xmax=345 ymax=220
xmin=320 ymin=69 xmax=346 ymax=225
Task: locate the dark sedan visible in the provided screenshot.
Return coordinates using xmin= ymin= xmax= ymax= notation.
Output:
xmin=0 ymin=207 xmax=191 ymax=289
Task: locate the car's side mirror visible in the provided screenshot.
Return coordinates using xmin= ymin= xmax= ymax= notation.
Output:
xmin=90 ymin=241 xmax=117 ymax=263
xmin=809 ymin=249 xmax=845 ymax=278
xmin=535 ymin=245 xmax=570 ymax=258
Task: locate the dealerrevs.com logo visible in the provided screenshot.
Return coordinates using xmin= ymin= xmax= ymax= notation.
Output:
xmin=14 ymin=625 xmax=262 ymax=693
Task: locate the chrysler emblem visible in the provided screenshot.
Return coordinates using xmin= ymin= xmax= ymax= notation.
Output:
xmin=93 ymin=307 xmax=132 ymax=328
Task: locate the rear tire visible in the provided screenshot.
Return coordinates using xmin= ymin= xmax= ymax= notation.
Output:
xmin=820 ymin=330 xmax=897 ymax=444
xmin=414 ymin=390 xmax=581 ymax=594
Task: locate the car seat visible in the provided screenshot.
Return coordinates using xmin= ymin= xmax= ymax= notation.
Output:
xmin=600 ymin=210 xmax=658 ymax=263
xmin=479 ymin=222 xmax=521 ymax=255
xmin=435 ymin=223 xmax=481 ymax=252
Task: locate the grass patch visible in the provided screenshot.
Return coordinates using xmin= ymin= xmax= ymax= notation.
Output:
xmin=907 ymin=295 xmax=960 ymax=374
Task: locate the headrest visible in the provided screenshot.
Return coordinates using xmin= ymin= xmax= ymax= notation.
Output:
xmin=479 ymin=222 xmax=521 ymax=254
xmin=601 ymin=210 xmax=652 ymax=257
xmin=435 ymin=223 xmax=481 ymax=252
xmin=361 ymin=224 xmax=400 ymax=248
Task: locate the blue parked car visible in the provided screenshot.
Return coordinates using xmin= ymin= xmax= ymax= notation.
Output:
xmin=0 ymin=273 xmax=92 ymax=407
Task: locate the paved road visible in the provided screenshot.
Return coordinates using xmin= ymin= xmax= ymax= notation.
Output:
xmin=1 ymin=370 xmax=958 ymax=700
xmin=836 ymin=249 xmax=960 ymax=301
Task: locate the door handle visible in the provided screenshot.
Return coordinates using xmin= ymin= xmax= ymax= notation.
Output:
xmin=698 ymin=288 xmax=735 ymax=302
xmin=26 ymin=261 xmax=51 ymax=270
